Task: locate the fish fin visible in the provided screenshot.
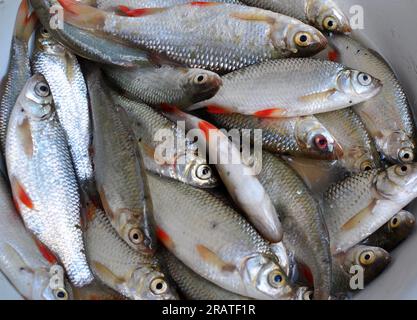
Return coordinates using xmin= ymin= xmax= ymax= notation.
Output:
xmin=189 ymin=1 xmax=220 ymax=6
xmin=327 ymin=50 xmax=339 ymax=62
xmin=156 ymin=226 xmax=175 ymax=249
xmin=253 ymin=108 xmax=287 ymax=118
xmin=198 ymin=120 xmax=218 ymax=140
xmin=298 ymin=88 xmax=337 ymax=103
xmin=17 ymin=117 xmax=33 ymax=157
xmin=230 ymin=12 xmax=275 ymax=24
xmin=10 ymin=177 xmax=34 ymax=210
xmin=34 ymin=239 xmax=58 ymax=264
xmin=98 ymin=186 xmax=114 ymax=220
xmin=15 ymin=1 xmax=38 ymax=42
xmin=92 ymin=261 xmax=125 ymax=286
xmin=2 ymin=243 xmax=34 ymax=275
xmin=57 ymin=0 xmax=106 ymax=31
xmin=118 ymin=5 xmax=166 ymax=17
xmin=206 ymin=105 xmax=232 ymax=114
xmin=196 ymin=244 xmax=236 ymax=272
xmin=298 ymin=262 xmax=314 ymax=286
xmin=341 ymin=200 xmax=376 ymax=231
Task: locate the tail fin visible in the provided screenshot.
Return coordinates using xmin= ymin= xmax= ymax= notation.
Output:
xmin=57 ymin=0 xmax=106 ymax=31
xmin=14 ymin=0 xmax=38 ymax=42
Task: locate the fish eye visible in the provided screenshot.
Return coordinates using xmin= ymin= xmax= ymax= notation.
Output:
xmin=193 ymin=73 xmax=208 ymax=85
xmin=357 ymin=73 xmax=373 ymax=86
xmin=359 ymin=250 xmax=376 ymax=266
xmin=303 ymin=290 xmax=314 ymax=300
xmin=394 ymin=164 xmax=410 ymax=176
xmin=313 ymin=134 xmax=329 ymax=151
xmin=196 ymin=164 xmax=212 ymax=180
xmin=150 ymin=277 xmax=168 ymax=295
xmin=128 ymin=227 xmax=144 ymax=245
xmin=399 ymin=148 xmax=414 ymax=162
xmin=34 ymin=82 xmax=50 ymax=98
xmin=53 ymin=288 xmax=68 ymax=300
xmin=268 ymin=270 xmax=285 ymax=288
xmin=41 ymin=28 xmax=50 ymax=38
xmin=323 ymin=16 xmax=338 ymax=31
xmin=294 ymin=32 xmax=313 ymax=47
xmin=360 ymin=161 xmax=373 ymax=171
xmin=389 ymin=215 xmax=401 ymax=229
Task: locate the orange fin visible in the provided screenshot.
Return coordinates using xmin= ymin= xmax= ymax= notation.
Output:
xmin=15 ymin=1 xmax=38 ymax=41
xmin=190 ymin=1 xmax=220 ymax=6
xmin=118 ymin=5 xmax=165 ymax=17
xmin=299 ymin=88 xmax=337 ymax=103
xmin=341 ymin=200 xmax=376 ymax=231
xmin=92 ymin=261 xmax=125 ymax=286
xmin=198 ymin=120 xmax=218 ymax=140
xmin=156 ymin=226 xmax=175 ymax=249
xmin=57 ymin=0 xmax=106 ymax=30
xmin=11 ymin=177 xmax=34 ymax=210
xmin=328 ymin=50 xmax=339 ymax=62
xmin=253 ymin=108 xmax=286 ymax=118
xmin=196 ymin=244 xmax=236 ymax=272
xmin=17 ymin=117 xmax=33 ymax=157
xmin=206 ymin=105 xmax=232 ymax=114
xmin=35 ymin=239 xmax=58 ymax=264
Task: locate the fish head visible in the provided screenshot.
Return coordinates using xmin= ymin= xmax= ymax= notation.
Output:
xmin=348 ymin=148 xmax=378 ymax=173
xmin=293 ymin=286 xmax=314 ymax=300
xmin=183 ymin=69 xmax=223 ymax=104
xmin=306 ymin=0 xmax=352 ymax=34
xmin=376 ymin=163 xmax=417 ymax=199
xmin=387 ymin=210 xmax=416 ymax=234
xmin=178 ymin=153 xmax=218 ymax=188
xmin=34 ymin=26 xmax=66 ymax=56
xmin=241 ymin=253 xmax=294 ymax=299
xmin=296 ymin=116 xmax=343 ymax=160
xmin=379 ymin=130 xmax=415 ymax=164
xmin=119 ymin=216 xmax=156 ymax=255
xmin=342 ymin=245 xmax=391 ymax=283
xmin=32 ymin=265 xmax=73 ymax=300
xmin=336 ymin=69 xmax=382 ymax=100
xmin=128 ymin=266 xmax=178 ymax=300
xmin=276 ymin=22 xmax=327 ymax=56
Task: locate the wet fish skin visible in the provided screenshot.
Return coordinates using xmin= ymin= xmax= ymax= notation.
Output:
xmin=147 ymin=173 xmax=294 ymax=300
xmin=86 ymin=67 xmax=155 ymax=254
xmin=72 ymin=280 xmax=125 ymax=300
xmin=316 ymin=108 xmax=380 ymax=172
xmin=95 ymin=0 xmax=242 ymax=10
xmin=198 ymin=110 xmax=343 ymax=160
xmin=6 ymin=74 xmax=93 ymax=287
xmin=363 ymin=210 xmax=415 ymax=252
xmin=110 ymin=93 xmax=218 ymax=189
xmin=324 ymin=163 xmax=417 ymax=254
xmin=85 ymin=207 xmax=177 ymax=300
xmin=31 ymin=28 xmax=93 ymax=191
xmin=0 ymin=1 xmax=37 ymax=155
xmin=326 ymin=34 xmax=417 ymax=164
xmin=58 ymin=0 xmax=327 ymax=72
xmin=31 ymin=0 xmax=150 ymax=67
xmin=103 ymin=64 xmax=222 ymax=108
xmin=189 ymin=59 xmax=382 ymax=117
xmin=239 ymin=0 xmax=351 ymax=34
xmin=258 ymin=152 xmax=331 ymax=300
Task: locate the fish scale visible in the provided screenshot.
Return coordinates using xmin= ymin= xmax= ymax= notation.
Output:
xmin=96 ymin=0 xmax=242 ymax=10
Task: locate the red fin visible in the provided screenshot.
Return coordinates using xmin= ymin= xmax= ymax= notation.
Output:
xmin=299 ymin=263 xmax=314 ymax=286
xmin=15 ymin=1 xmax=38 ymax=41
xmin=190 ymin=1 xmax=219 ymax=6
xmin=35 ymin=239 xmax=58 ymax=264
xmin=198 ymin=120 xmax=218 ymax=140
xmin=253 ymin=108 xmax=286 ymax=118
xmin=159 ymin=103 xmax=178 ymax=113
xmin=11 ymin=178 xmax=34 ymax=210
xmin=206 ymin=105 xmax=232 ymax=114
xmin=57 ymin=0 xmax=105 ymax=30
xmin=196 ymin=244 xmax=236 ymax=272
xmin=156 ymin=226 xmax=175 ymax=249
xmin=328 ymin=50 xmax=339 ymax=62
xmin=118 ymin=5 xmax=165 ymax=17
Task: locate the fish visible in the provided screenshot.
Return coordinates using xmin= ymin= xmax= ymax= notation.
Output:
xmin=188 ymin=59 xmax=382 ymax=117
xmin=147 ymin=173 xmax=294 ymax=300
xmin=238 ymin=0 xmax=351 ymax=34
xmin=324 ymin=163 xmax=417 ymax=254
xmin=95 ymin=0 xmax=242 ymax=10
xmin=316 ymin=108 xmax=380 ymax=172
xmin=163 ymin=107 xmax=282 ymax=243
xmin=258 ymin=152 xmax=331 ymax=300
xmin=71 ymin=280 xmax=125 ymax=300
xmin=160 ymin=247 xmax=251 ymax=300
xmin=0 ymin=173 xmax=72 ymax=300
xmin=0 ymin=0 xmax=37 ymax=154
xmin=110 ymin=93 xmax=218 ymax=189
xmin=84 ymin=207 xmax=177 ymax=300
xmin=5 ymin=74 xmax=93 ymax=287
xmin=31 ymin=27 xmax=93 ymax=193
xmin=326 ymin=34 xmax=417 ymax=164
xmin=57 ymin=0 xmax=327 ymax=72
xmin=102 ymin=64 xmax=222 ymax=108
xmin=197 ymin=110 xmax=343 ymax=160
xmin=30 ymin=0 xmax=150 ymax=67
xmin=86 ymin=67 xmax=155 ymax=254
xmin=332 ymin=245 xmax=391 ymax=295
xmin=362 ymin=210 xmax=416 ymax=252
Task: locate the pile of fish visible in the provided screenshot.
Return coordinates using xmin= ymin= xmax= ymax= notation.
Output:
xmin=0 ymin=0 xmax=416 ymax=300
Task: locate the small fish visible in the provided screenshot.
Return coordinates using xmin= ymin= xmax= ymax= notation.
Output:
xmin=57 ymin=0 xmax=327 ymax=72
xmin=111 ymin=94 xmax=218 ymax=189
xmin=85 ymin=207 xmax=177 ymax=300
xmin=324 ymin=163 xmax=417 ymax=254
xmin=0 ymin=0 xmax=37 ymax=154
xmin=363 ymin=210 xmax=416 ymax=252
xmin=239 ymin=0 xmax=351 ymax=34
xmin=102 ymin=64 xmax=222 ymax=108
xmin=147 ymin=173 xmax=294 ymax=300
xmin=6 ymin=74 xmax=93 ymax=287
xmin=326 ymin=34 xmax=417 ymax=164
xmin=198 ymin=110 xmax=343 ymax=160
xmin=188 ymin=59 xmax=382 ymax=117
xmin=163 ymin=107 xmax=282 ymax=243
xmin=86 ymin=67 xmax=155 ymax=254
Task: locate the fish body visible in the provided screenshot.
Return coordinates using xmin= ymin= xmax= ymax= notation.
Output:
xmin=96 ymin=0 xmax=242 ymax=10
xmin=147 ymin=173 xmax=294 ymax=300
xmin=31 ymin=28 xmax=93 ymax=190
xmin=326 ymin=34 xmax=417 ymax=164
xmin=103 ymin=64 xmax=222 ymax=108
xmin=189 ymin=59 xmax=382 ymax=117
xmin=86 ymin=68 xmax=155 ymax=254
xmin=72 ymin=280 xmax=125 ymax=300
xmin=58 ymin=0 xmax=327 ymax=72
xmin=6 ymin=74 xmax=93 ymax=287
xmin=85 ymin=207 xmax=177 ymax=300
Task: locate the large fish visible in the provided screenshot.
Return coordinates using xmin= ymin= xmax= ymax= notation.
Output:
xmin=0 ymin=0 xmax=37 ymax=154
xmin=57 ymin=0 xmax=327 ymax=72
xmin=31 ymin=28 xmax=93 ymax=192
xmin=326 ymin=34 xmax=417 ymax=164
xmin=147 ymin=173 xmax=294 ymax=300
xmin=0 ymin=174 xmax=71 ymax=300
xmin=188 ymin=59 xmax=382 ymax=117
xmin=6 ymin=74 xmax=93 ymax=287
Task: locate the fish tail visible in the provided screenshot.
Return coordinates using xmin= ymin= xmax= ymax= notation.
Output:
xmin=14 ymin=0 xmax=38 ymax=42
xmin=57 ymin=0 xmax=106 ymax=31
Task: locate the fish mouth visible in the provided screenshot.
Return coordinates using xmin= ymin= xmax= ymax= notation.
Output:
xmin=342 ymin=25 xmax=353 ymax=35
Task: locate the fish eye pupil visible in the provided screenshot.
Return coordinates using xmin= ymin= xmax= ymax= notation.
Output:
xmin=364 ymin=254 xmax=371 ymax=261
xmin=57 ymin=291 xmax=65 ymax=298
xmin=274 ymin=274 xmax=282 ymax=283
xmin=362 ymin=75 xmax=368 ymax=81
xmin=132 ymin=233 xmax=139 ymax=240
xmin=156 ymin=282 xmax=163 ymax=290
xmin=197 ymin=75 xmax=204 ymax=82
xmin=327 ymin=20 xmax=334 ymax=27
xmin=392 ymin=218 xmax=398 ymax=225
xmin=299 ymin=35 xmax=308 ymax=42
xmin=404 ymin=153 xmax=410 ymax=159
xmin=401 ymin=166 xmax=408 ymax=172
xmin=40 ymin=85 xmax=48 ymax=92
